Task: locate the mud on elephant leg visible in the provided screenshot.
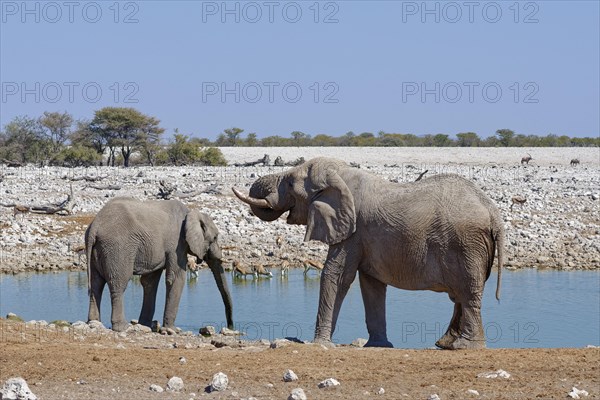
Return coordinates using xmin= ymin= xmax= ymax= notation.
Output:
xmin=139 ymin=269 xmax=163 ymax=327
xmin=435 ymin=299 xmax=462 ymax=349
xmin=359 ymin=272 xmax=393 ymax=348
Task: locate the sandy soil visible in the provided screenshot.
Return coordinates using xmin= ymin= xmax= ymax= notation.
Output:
xmin=1 ymin=320 xmax=598 ymax=400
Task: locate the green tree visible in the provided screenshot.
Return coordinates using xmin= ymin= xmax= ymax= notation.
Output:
xmin=89 ymin=107 xmax=163 ymax=167
xmin=167 ymin=133 xmax=201 ymax=165
xmin=496 ymin=129 xmax=515 ymax=147
xmin=311 ymin=134 xmax=336 ymax=146
xmin=245 ymin=132 xmax=258 ymax=146
xmin=39 ymin=111 xmax=73 ymax=157
xmin=1 ymin=116 xmax=47 ymax=164
xmin=456 ymin=132 xmax=480 ymax=147
xmin=223 ymin=127 xmax=244 ymax=146
xmin=290 ymin=131 xmax=311 ymax=146
xmin=433 ymin=134 xmax=451 ymax=147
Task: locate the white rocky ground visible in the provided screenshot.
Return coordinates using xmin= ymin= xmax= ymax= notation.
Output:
xmin=0 ymin=147 xmax=598 ymax=273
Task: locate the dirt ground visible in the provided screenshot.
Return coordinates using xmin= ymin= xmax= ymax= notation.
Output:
xmin=1 ymin=321 xmax=598 ymax=400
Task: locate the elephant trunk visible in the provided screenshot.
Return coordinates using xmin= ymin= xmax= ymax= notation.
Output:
xmin=232 ymin=174 xmax=287 ymax=222
xmin=206 ymin=249 xmax=234 ymax=329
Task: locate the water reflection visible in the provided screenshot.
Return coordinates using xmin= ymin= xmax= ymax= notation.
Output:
xmin=1 ymin=269 xmax=598 ymax=349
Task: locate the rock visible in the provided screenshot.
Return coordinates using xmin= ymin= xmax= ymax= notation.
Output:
xmin=377 ymin=387 xmax=385 ymax=395
xmin=351 ymin=338 xmax=368 ymax=347
xmin=199 ymin=326 xmax=216 ymax=336
xmin=126 ymin=324 xmax=151 ymax=333
xmin=166 ymin=376 xmax=184 ymax=392
xmin=288 ymin=388 xmax=307 ymax=400
xmin=568 ymin=387 xmax=589 ymax=399
xmin=210 ymin=372 xmax=228 ymax=392
xmin=0 ymin=377 xmax=38 ymax=400
xmin=283 ymin=370 xmax=298 ymax=382
xmin=179 ymin=356 xmax=187 ymax=364
xmin=221 ymin=327 xmax=241 ymax=336
xmin=149 ymin=384 xmax=164 ymax=393
xmin=318 ymin=378 xmax=340 ymax=388
xmin=88 ymin=320 xmax=106 ymax=330
xmin=467 ymin=389 xmax=480 ymax=396
xmin=428 ymin=395 xmax=441 ymax=400
xmin=270 ymin=339 xmax=291 ymax=349
xmin=477 ymin=369 xmax=511 ymax=379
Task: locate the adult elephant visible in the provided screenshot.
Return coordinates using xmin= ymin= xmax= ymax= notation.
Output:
xmin=85 ymin=197 xmax=233 ymax=333
xmin=233 ymin=157 xmax=504 ymax=349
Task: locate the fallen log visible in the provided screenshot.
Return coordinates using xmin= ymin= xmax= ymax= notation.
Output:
xmin=86 ymin=184 xmax=122 ymax=191
xmin=0 ymin=185 xmax=75 ymax=215
xmin=66 ymin=175 xmax=108 ymax=182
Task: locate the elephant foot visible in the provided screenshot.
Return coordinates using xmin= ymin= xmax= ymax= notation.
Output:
xmin=365 ymin=337 xmax=394 ymax=348
xmin=313 ymin=337 xmax=336 ymax=348
xmin=435 ymin=332 xmax=459 ymax=350
xmin=437 ymin=335 xmax=486 ymax=350
xmin=160 ymin=327 xmax=177 ymax=335
xmin=111 ymin=321 xmax=129 ymax=332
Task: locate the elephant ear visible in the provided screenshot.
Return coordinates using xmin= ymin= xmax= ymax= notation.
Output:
xmin=304 ymin=162 xmax=356 ymax=245
xmin=185 ymin=209 xmax=208 ymax=258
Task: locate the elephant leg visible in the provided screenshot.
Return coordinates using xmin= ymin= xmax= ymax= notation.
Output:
xmin=435 ymin=295 xmax=462 ymax=349
xmin=138 ymin=269 xmax=162 ymax=327
xmin=359 ymin=272 xmax=393 ymax=348
xmin=448 ymin=295 xmax=486 ymax=350
xmin=163 ymin=264 xmax=186 ymax=330
xmin=87 ymin=267 xmax=106 ymax=323
xmin=314 ymin=245 xmax=359 ymax=345
xmin=108 ymin=280 xmax=129 ymax=332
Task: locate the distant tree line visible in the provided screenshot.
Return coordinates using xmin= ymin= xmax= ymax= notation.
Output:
xmin=1 ymin=108 xmax=597 ymax=167
xmin=214 ymin=128 xmax=599 ymax=148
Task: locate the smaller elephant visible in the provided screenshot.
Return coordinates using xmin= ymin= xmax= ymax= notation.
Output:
xmin=85 ymin=198 xmax=233 ymax=332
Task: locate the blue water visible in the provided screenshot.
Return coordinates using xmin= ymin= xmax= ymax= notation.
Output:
xmin=0 ymin=269 xmax=598 ymax=349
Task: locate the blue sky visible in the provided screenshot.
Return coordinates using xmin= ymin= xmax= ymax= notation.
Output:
xmin=1 ymin=1 xmax=599 ymax=140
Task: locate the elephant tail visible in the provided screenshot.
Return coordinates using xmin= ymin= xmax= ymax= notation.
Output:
xmin=85 ymin=224 xmax=96 ymax=297
xmin=494 ymin=223 xmax=505 ymax=301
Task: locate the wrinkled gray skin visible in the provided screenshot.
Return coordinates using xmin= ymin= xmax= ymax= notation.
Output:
xmin=234 ymin=157 xmax=504 ymax=349
xmin=85 ymin=198 xmax=233 ymax=332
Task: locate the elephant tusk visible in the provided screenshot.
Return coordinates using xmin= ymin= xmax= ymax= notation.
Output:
xmin=232 ymin=187 xmax=272 ymax=209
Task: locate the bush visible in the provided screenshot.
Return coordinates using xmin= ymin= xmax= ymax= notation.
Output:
xmin=199 ymin=147 xmax=227 ymax=166
xmin=52 ymin=145 xmax=101 ymax=167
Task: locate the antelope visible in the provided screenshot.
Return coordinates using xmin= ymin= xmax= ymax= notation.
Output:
xmin=510 ymin=195 xmax=527 ymax=211
xmin=275 ymin=235 xmax=284 ymax=248
xmin=521 ymin=153 xmax=533 ymax=165
xmin=253 ymin=263 xmax=273 ymax=278
xmin=232 ymin=261 xmax=257 ymax=278
xmin=13 ymin=204 xmax=29 ymax=220
xmin=570 ymin=158 xmax=580 ymax=166
xmin=187 ymin=255 xmax=200 ymax=278
xmin=303 ymin=259 xmax=324 ymax=275
xmin=280 ymin=260 xmax=290 ymax=276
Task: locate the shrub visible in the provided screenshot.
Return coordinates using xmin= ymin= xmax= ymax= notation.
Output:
xmin=53 ymin=145 xmax=102 ymax=167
